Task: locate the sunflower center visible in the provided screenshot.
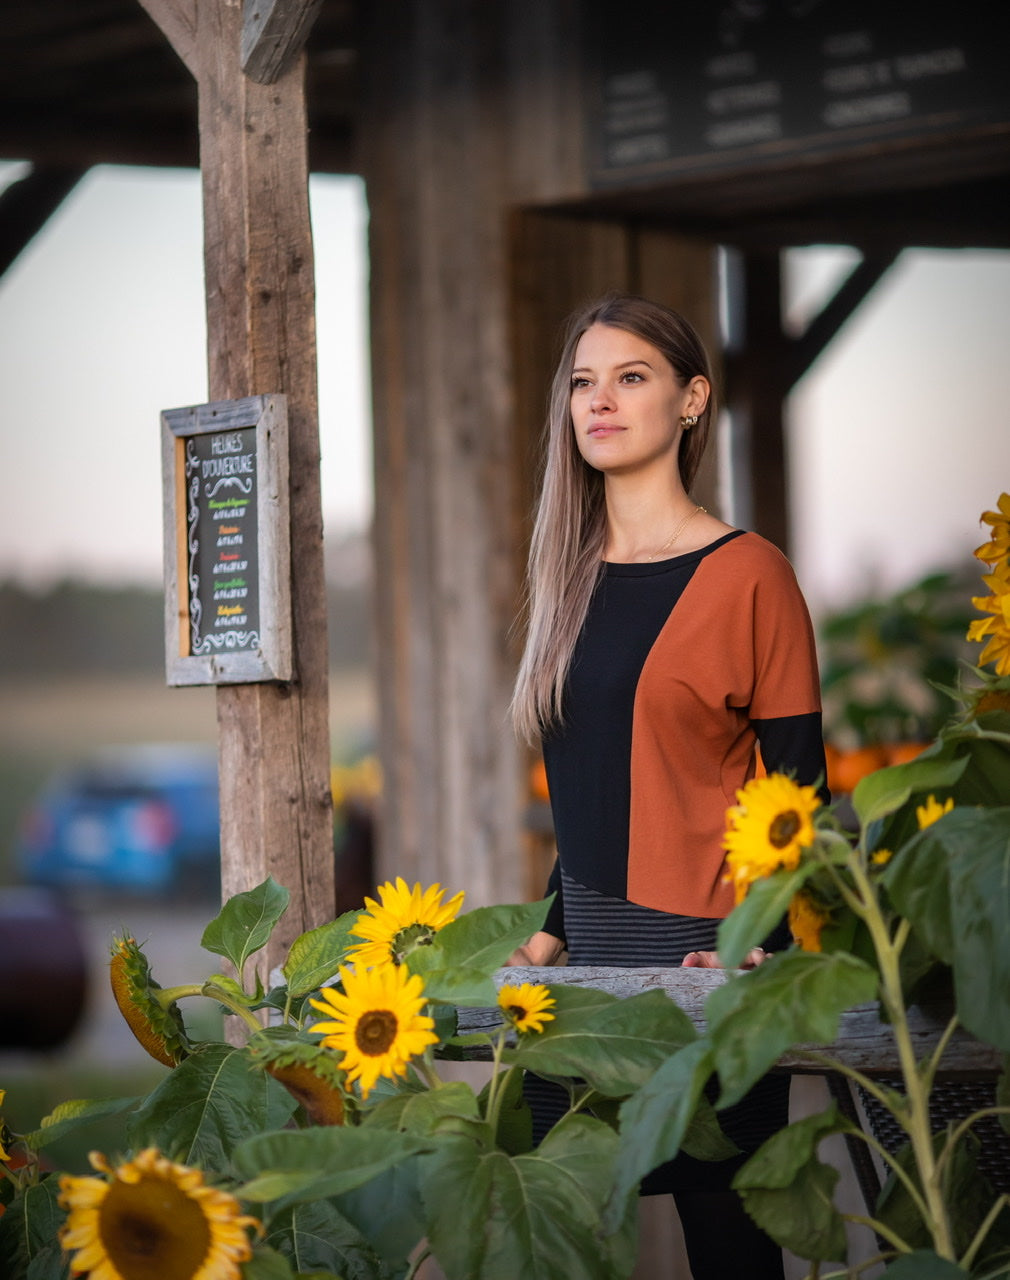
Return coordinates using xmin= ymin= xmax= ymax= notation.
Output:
xmin=506 ymin=1004 xmax=527 ymax=1022
xmin=100 ymin=1174 xmax=210 ymax=1280
xmin=391 ymin=923 xmax=437 ymax=964
xmin=355 ymin=1009 xmax=399 ymax=1057
xmin=768 ymin=809 xmax=801 ymax=849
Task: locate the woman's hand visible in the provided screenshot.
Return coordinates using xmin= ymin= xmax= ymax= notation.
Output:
xmin=681 ymin=947 xmax=769 ymax=970
xmin=505 ymin=930 xmax=565 ymax=967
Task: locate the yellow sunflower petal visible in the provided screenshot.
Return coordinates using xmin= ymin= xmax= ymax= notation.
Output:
xmin=722 ymin=773 xmax=821 ymax=903
xmin=60 ymin=1147 xmax=260 ymax=1280
xmin=348 ymin=878 xmax=465 ymax=966
xmin=915 ymin=795 xmax=954 ymax=830
xmin=309 ymin=964 xmax=438 ymax=1099
xmin=497 ymin=983 xmax=556 ymax=1034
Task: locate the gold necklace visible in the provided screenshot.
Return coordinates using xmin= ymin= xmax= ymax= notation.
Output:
xmin=645 ymin=505 xmax=706 ymax=561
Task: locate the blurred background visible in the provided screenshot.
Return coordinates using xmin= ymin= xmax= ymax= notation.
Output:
xmin=1 ymin=159 xmax=1007 ymax=1148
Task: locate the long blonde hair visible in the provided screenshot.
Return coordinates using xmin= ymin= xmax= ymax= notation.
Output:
xmin=511 ymin=294 xmax=715 ymax=743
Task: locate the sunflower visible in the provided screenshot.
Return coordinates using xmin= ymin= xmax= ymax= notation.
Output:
xmin=309 ymin=963 xmax=438 ymax=1099
xmin=109 ymin=937 xmax=189 ymax=1068
xmin=723 ymin=773 xmax=821 ymax=904
xmin=347 ymin=877 xmax=465 ymax=966
xmin=247 ymin=1034 xmax=348 ymax=1126
xmin=973 ymin=491 xmax=1010 ymax=564
xmin=968 ymin=562 xmax=1010 ymax=677
xmin=59 ymin=1148 xmax=260 ymax=1280
xmin=497 ymin=983 xmax=556 ymax=1034
xmin=916 ymin=795 xmax=954 ymax=830
xmin=788 ymin=891 xmax=831 ymax=953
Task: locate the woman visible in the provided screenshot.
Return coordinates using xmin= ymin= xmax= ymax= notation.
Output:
xmin=509 ymin=294 xmax=826 ymax=1280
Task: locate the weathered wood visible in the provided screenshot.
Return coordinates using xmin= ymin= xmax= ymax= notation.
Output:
xmin=136 ymin=0 xmax=198 ymax=76
xmin=191 ymin=0 xmax=334 ymax=974
xmin=723 ymin=249 xmax=791 ymax=551
xmin=240 ymin=0 xmax=323 ymax=85
xmin=454 ymin=967 xmax=1002 ymax=1078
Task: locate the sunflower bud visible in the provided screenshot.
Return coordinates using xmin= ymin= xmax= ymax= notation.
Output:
xmin=109 ymin=937 xmax=189 ymax=1068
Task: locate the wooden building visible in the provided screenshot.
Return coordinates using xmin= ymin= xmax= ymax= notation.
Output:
xmin=3 ymin=1 xmax=1009 ymax=935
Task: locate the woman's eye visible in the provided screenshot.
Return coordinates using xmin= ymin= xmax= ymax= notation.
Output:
xmin=621 ymin=371 xmax=644 ymax=383
xmin=571 ymin=376 xmax=591 ymax=390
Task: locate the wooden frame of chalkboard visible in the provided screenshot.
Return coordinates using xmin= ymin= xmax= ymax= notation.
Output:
xmin=161 ymin=394 xmax=292 ymax=686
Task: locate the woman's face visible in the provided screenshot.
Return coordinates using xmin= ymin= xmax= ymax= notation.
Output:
xmin=569 ymin=323 xmax=708 ymax=479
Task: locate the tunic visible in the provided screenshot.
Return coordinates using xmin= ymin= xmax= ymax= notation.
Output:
xmin=528 ymin=530 xmax=826 ymax=1187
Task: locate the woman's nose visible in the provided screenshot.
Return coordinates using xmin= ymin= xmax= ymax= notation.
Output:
xmin=590 ymin=381 xmax=614 ymax=411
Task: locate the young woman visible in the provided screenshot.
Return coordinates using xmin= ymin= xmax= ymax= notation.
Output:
xmin=509 ymin=294 xmax=826 ymax=1280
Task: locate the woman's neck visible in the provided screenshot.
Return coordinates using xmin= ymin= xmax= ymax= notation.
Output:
xmin=602 ymin=475 xmax=700 ymax=564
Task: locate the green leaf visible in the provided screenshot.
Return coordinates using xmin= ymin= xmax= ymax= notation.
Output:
xmin=881 ymin=1254 xmax=968 ymax=1278
xmin=404 ymin=900 xmax=552 ymax=1005
xmin=717 ymin=865 xmax=812 ymax=969
xmin=732 ymin=1105 xmax=848 ymax=1261
xmin=0 ymin=1176 xmax=64 ymax=1280
xmin=201 ymin=876 xmax=290 ymax=978
xmin=882 ymin=827 xmax=956 ymax=964
xmin=369 ymin=1082 xmax=481 ymax=1138
xmin=233 ymin=1127 xmax=435 ymax=1211
xmin=480 ymin=1066 xmax=533 ymax=1156
xmin=206 ymin=972 xmax=255 ymax=1006
xmin=23 ymin=1095 xmax=139 ymax=1151
xmin=504 ymin=984 xmax=697 ymax=1097
xmin=241 ymin=1246 xmax=299 ymax=1280
xmin=283 ymin=912 xmax=361 ymax=999
xmin=852 ymin=754 xmax=967 ymax=826
xmin=876 ymin=1126 xmax=1010 ymax=1265
xmin=886 ymin=808 xmax=1010 ymax=1050
xmin=706 ymin=951 xmax=878 ymax=1106
xmin=421 ymin=1115 xmax=634 ymax=1280
xmin=333 ymin=1158 xmax=426 ymax=1264
xmin=127 ymin=1043 xmax=296 ymax=1167
xmin=944 ymin=809 xmax=1010 ymax=1052
xmin=24 ymin=1242 xmax=69 ymax=1280
xmin=264 ymin=1199 xmax=403 ymax=1280
xmin=603 ymin=1038 xmax=728 ymax=1233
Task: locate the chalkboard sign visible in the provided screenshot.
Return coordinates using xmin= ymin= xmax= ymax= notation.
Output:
xmin=161 ymin=395 xmax=292 ymax=686
xmin=583 ymin=0 xmax=1008 ymax=186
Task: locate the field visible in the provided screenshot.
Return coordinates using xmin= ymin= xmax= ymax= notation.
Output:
xmin=0 ymin=667 xmax=376 ymax=1170
xmin=0 ymin=668 xmax=375 ymax=876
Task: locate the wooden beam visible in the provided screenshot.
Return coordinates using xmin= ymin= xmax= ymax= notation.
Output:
xmin=241 ymin=0 xmax=323 ymax=85
xmin=136 ymin=0 xmax=198 ymax=78
xmin=193 ymin=0 xmax=334 ymax=980
xmin=0 ymin=165 xmax=87 ymax=278
xmin=788 ymin=252 xmax=899 ymax=386
xmin=724 ymin=249 xmax=792 ymax=552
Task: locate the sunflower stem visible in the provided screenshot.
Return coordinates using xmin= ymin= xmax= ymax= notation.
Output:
xmin=483 ymin=1029 xmax=511 ymax=1138
xmin=847 ymin=855 xmax=956 ymax=1261
xmin=414 ymin=1053 xmax=442 ymax=1092
xmin=201 ymin=982 xmax=265 ymax=1035
xmin=154 ymin=983 xmax=204 ymax=1005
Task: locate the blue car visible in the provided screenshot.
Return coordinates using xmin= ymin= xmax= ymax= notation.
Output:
xmin=16 ymin=744 xmax=221 ymax=897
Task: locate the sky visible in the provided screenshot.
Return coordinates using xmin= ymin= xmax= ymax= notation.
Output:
xmin=0 ymin=162 xmax=1008 ymax=613
xmin=0 ymin=163 xmax=371 ymax=584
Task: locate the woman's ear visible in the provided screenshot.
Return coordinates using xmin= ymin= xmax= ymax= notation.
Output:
xmin=685 ymin=375 xmax=711 ymax=418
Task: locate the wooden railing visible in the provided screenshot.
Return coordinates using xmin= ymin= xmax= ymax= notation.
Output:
xmin=454 ymin=966 xmax=1001 ymax=1078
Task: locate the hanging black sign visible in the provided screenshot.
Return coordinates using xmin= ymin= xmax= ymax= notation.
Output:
xmin=161 ymin=395 xmax=291 ymax=686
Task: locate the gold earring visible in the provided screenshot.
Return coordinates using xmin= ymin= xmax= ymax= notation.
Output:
xmin=680 ymin=415 xmax=698 ymax=427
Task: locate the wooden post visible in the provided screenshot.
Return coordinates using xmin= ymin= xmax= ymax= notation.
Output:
xmin=140 ymin=0 xmax=334 ymax=980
